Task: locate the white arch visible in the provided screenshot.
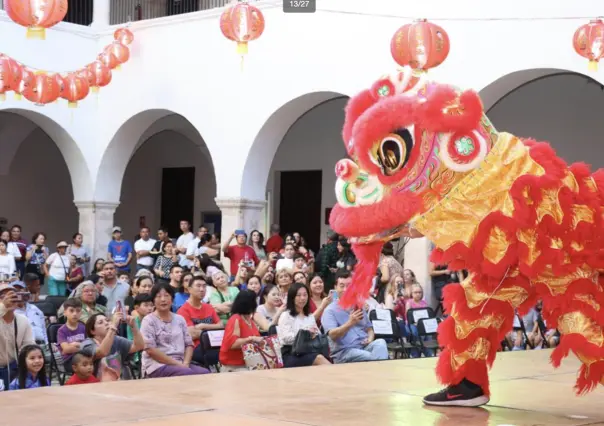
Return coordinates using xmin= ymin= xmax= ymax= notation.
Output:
xmin=479 ymin=68 xmax=597 ymax=112
xmin=0 ymin=108 xmax=92 ymax=200
xmin=94 ymin=109 xmax=214 ymax=201
xmin=240 ymin=91 xmax=347 ymax=200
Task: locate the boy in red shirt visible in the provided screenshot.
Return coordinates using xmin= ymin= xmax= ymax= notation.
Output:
xmin=65 ymin=353 xmax=100 ymax=385
xmin=177 ymin=276 xmax=223 ymax=365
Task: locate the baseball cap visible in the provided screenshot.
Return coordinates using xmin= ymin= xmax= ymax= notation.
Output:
xmin=0 ymin=283 xmax=17 ymax=294
xmin=112 ymin=226 xmax=122 ymax=233
xmin=57 ymin=241 xmax=69 ymax=248
xmin=12 ymin=281 xmax=25 ymax=289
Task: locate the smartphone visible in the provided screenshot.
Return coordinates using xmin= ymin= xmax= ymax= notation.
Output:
xmin=16 ymin=292 xmax=31 ymax=303
xmin=329 ymin=289 xmax=338 ymax=301
xmin=114 ymin=300 xmax=127 ymax=320
xmin=234 ymin=229 xmax=246 ymax=236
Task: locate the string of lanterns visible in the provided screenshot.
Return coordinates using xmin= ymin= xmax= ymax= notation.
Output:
xmin=0 ymin=28 xmax=134 ymax=108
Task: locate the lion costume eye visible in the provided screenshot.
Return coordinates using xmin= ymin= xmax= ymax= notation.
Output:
xmin=374 ymin=127 xmax=414 ymax=176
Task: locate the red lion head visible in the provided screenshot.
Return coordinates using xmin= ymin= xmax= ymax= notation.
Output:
xmin=329 ymin=68 xmax=497 ymax=306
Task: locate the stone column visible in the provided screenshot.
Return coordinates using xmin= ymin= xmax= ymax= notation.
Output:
xmin=214 ymin=197 xmax=267 ymax=274
xmin=404 ymin=237 xmax=433 ymax=307
xmin=91 ymin=0 xmax=111 ymax=27
xmin=75 ymin=201 xmax=119 ymax=265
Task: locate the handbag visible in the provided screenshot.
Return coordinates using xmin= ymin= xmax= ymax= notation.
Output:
xmin=242 ymin=335 xmax=283 ymax=370
xmin=292 ymin=329 xmax=330 ymax=359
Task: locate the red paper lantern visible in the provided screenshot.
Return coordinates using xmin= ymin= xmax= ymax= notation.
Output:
xmin=97 ymin=51 xmax=119 ymax=70
xmin=14 ymin=67 xmax=34 ymax=100
xmin=114 ymin=28 xmax=134 ymax=46
xmin=4 ymin=0 xmax=68 ymax=40
xmin=61 ymin=73 xmax=90 ymax=108
xmin=104 ymin=42 xmax=130 ymax=70
xmin=0 ymin=55 xmax=22 ymax=101
xmin=23 ymin=72 xmax=61 ymax=106
xmin=77 ymin=68 xmax=97 ymax=90
xmin=573 ymin=19 xmax=604 ymax=71
xmin=86 ymin=61 xmax=112 ymax=93
xmin=391 ymin=19 xmax=450 ymax=71
xmin=220 ymin=1 xmax=265 ymax=55
xmin=51 ymin=73 xmax=65 ymax=103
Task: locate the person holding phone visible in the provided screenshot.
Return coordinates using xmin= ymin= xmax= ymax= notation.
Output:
xmin=0 ymin=282 xmax=35 ymax=389
xmin=222 ymin=230 xmax=259 ymax=278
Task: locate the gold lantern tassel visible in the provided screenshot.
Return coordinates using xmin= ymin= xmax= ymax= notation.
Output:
xmin=27 ymin=26 xmax=46 ymax=40
xmin=0 ymin=93 xmax=5 ymax=102
xmin=588 ymin=60 xmax=598 ymax=72
xmin=237 ymin=42 xmax=248 ymax=72
xmin=14 ymin=93 xmax=22 ymax=101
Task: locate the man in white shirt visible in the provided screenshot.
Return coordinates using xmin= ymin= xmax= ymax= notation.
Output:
xmin=134 ymin=227 xmax=157 ymax=272
xmin=186 ymin=225 xmax=208 ymax=264
xmin=176 ymin=220 xmax=194 ymax=269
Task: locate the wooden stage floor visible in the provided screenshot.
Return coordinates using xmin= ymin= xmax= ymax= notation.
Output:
xmin=2 ymin=349 xmax=603 ymax=426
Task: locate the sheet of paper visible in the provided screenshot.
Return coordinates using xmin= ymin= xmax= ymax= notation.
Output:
xmin=422 ymin=318 xmax=439 ymax=334
xmin=371 ymin=320 xmax=393 ymax=335
xmin=207 ymin=330 xmax=225 ymax=347
xmin=375 ymin=308 xmax=391 ymax=321
xmin=412 ymin=309 xmax=429 ymax=321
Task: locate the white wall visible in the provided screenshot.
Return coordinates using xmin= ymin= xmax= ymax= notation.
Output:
xmin=267 ymin=97 xmax=347 ymax=242
xmin=488 ymin=74 xmax=604 ymax=168
xmin=0 ymin=127 xmax=78 ymax=243
xmin=114 ymin=130 xmax=217 ymax=238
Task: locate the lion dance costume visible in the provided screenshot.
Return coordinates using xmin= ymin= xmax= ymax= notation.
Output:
xmin=329 ymin=67 xmax=604 ymax=406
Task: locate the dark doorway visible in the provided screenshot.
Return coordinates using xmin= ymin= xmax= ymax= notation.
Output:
xmin=279 ymin=170 xmax=322 ymax=253
xmin=161 ymin=167 xmax=195 ymax=237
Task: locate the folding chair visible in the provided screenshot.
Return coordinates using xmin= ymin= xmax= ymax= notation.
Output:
xmin=369 ymin=308 xmax=409 ymax=359
xmin=406 ymin=307 xmax=436 ymax=326
xmin=44 ymin=296 xmax=67 ymax=312
xmin=416 ymin=317 xmax=442 ymax=356
xmin=536 ymin=315 xmax=550 ymax=349
xmin=511 ymin=313 xmax=534 ymax=350
xmin=200 ymin=330 xmax=224 ymax=372
xmin=46 ymin=323 xmax=69 ymax=385
xmin=31 ymin=301 xmax=57 ymax=318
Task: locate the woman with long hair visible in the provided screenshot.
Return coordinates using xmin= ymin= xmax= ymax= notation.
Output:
xmin=277 ymin=283 xmax=331 ymax=368
xmin=248 ymin=230 xmax=267 ymax=261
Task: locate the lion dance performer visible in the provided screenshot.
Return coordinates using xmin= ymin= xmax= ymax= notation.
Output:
xmin=329 ymin=67 xmax=604 ymax=407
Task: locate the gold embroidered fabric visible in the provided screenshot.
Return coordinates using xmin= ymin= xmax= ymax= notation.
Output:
xmin=558 ymin=311 xmax=604 ymax=347
xmin=460 ymin=275 xmax=529 ymax=309
xmin=413 ymin=133 xmax=545 ymax=250
xmin=451 ymin=337 xmax=491 ymax=370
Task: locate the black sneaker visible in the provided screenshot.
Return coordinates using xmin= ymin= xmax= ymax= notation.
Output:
xmin=423 ymin=379 xmax=489 ymax=407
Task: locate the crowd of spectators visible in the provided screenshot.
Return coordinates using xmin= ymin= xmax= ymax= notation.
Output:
xmin=0 ymin=222 xmax=557 ymax=391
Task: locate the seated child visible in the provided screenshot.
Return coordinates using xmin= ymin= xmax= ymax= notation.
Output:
xmin=57 ymin=298 xmax=86 ymax=373
xmin=8 ymin=345 xmax=50 ymax=390
xmin=127 ymin=294 xmax=154 ymax=363
xmin=64 ymin=353 xmax=100 ymax=386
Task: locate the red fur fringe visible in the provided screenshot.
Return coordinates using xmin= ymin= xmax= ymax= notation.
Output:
xmin=340 ymin=242 xmax=383 ymax=309
xmin=417 ymin=87 xmax=484 ymax=133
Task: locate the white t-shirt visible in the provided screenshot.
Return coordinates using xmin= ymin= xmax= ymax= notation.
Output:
xmin=0 ymin=254 xmax=16 ymax=277
xmin=45 ymin=253 xmax=71 ymax=280
xmin=176 ymin=232 xmax=194 ymax=268
xmin=276 ymin=258 xmax=294 ymax=272
xmin=185 ymin=237 xmax=201 ymax=262
xmin=6 ymin=242 xmax=21 ymax=261
xmin=134 ymin=238 xmax=157 ymax=267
